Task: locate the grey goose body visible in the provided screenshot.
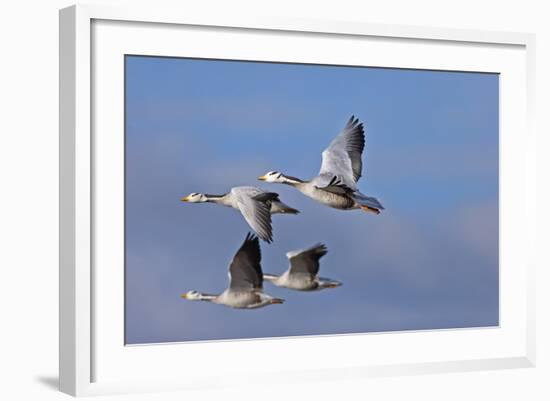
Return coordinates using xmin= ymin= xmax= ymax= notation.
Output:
xmin=263 ymin=243 xmax=341 ymax=291
xmin=181 ymin=186 xmax=299 ymax=243
xmin=181 ymin=233 xmax=284 ymax=309
xmin=258 ymin=116 xmax=384 ymax=214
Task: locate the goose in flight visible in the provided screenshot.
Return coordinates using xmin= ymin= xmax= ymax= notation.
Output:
xmin=180 ymin=233 xmax=285 ymax=309
xmin=264 ymin=244 xmax=341 ymax=291
xmin=258 ymin=116 xmax=384 ymax=214
xmin=180 ymin=186 xmax=298 ymax=243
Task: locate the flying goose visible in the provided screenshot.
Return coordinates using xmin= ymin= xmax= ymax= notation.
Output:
xmin=180 ymin=233 xmax=285 ymax=309
xmin=263 ymin=243 xmax=341 ymax=291
xmin=180 ymin=186 xmax=298 ymax=243
xmin=258 ymin=116 xmax=384 ymax=214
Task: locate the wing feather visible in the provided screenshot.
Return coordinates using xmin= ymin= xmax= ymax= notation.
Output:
xmin=319 ymin=115 xmax=365 ymax=188
xmin=228 ymin=233 xmax=263 ymax=290
xmin=287 ymin=244 xmax=328 ymax=277
xmin=236 ymin=195 xmax=273 ymax=243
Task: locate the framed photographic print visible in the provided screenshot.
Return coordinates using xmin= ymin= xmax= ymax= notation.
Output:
xmin=59 ymin=4 xmax=536 ymax=397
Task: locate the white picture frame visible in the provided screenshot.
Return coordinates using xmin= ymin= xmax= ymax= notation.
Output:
xmin=59 ymin=3 xmax=536 ymax=397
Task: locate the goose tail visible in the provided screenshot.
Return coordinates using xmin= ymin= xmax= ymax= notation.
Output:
xmin=270 ymin=201 xmax=300 ymax=215
xmin=353 ymin=191 xmax=384 ymax=214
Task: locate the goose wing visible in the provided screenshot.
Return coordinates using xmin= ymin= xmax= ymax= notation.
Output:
xmin=287 ymin=243 xmax=328 ymax=277
xmin=228 ymin=233 xmax=263 ymax=290
xmin=318 ymin=116 xmax=365 ymax=191
xmin=233 ymin=188 xmax=274 ymax=243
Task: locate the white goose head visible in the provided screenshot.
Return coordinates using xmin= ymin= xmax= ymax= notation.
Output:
xmin=180 ymin=290 xmax=202 ymax=300
xmin=258 ymin=171 xmax=303 ymax=185
xmin=180 ymin=192 xmax=208 ymax=203
xmin=258 ymin=171 xmax=287 ymax=183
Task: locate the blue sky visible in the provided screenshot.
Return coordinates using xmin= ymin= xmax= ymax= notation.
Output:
xmin=124 ymin=56 xmax=499 ymax=344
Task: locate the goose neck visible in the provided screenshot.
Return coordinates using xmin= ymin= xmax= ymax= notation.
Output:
xmin=204 ymin=194 xmax=228 ymax=204
xmin=198 ymin=293 xmax=217 ymax=302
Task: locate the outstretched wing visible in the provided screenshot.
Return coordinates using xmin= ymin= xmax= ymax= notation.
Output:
xmin=228 ymin=233 xmax=263 ymax=290
xmin=287 ymin=243 xmax=328 ymax=277
xmin=234 ymin=191 xmax=274 ymax=243
xmin=318 ymin=116 xmax=365 ymax=189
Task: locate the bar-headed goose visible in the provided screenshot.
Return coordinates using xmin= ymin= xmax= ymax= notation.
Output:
xmin=180 ymin=186 xmax=298 ymax=243
xmin=258 ymin=116 xmax=384 ymax=214
xmin=181 ymin=233 xmax=284 ymax=309
xmin=264 ymin=244 xmax=341 ymax=291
